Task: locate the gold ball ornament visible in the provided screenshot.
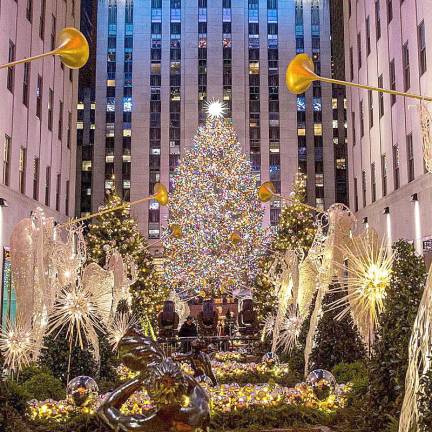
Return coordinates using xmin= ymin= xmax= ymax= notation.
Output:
xmin=153 ymin=183 xmax=169 ymax=206
xmin=258 ymin=181 xmax=276 ymax=203
xmin=170 ymin=224 xmax=182 ymax=238
xmin=229 ymin=230 xmax=242 ymax=244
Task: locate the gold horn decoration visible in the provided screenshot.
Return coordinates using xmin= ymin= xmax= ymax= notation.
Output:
xmin=286 ymin=53 xmax=432 ymax=102
xmin=258 ymin=181 xmax=276 ymax=203
xmin=170 ymin=224 xmax=182 ymax=239
xmin=60 ymin=182 xmax=169 ymax=228
xmin=285 ymin=53 xmax=317 ymax=95
xmin=229 ymin=230 xmax=242 ymax=244
xmin=153 ymin=183 xmax=169 ymax=206
xmin=0 ymin=27 xmax=89 ymax=70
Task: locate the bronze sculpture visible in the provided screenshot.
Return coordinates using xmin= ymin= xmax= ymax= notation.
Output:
xmin=97 ymin=328 xmax=210 ymax=431
xmin=173 ymin=339 xmax=218 ymax=387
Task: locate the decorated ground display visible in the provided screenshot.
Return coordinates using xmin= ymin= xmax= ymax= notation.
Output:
xmin=2 ymin=102 xmax=432 ymax=432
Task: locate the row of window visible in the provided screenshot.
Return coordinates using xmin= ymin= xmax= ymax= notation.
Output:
xmin=353 ymin=134 xmax=416 ymax=211
xmin=351 ymin=12 xmax=426 ymax=82
xmin=2 ymin=135 xmax=70 ymax=213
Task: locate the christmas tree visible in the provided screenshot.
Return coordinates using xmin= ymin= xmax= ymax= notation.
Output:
xmin=162 ymin=101 xmax=266 ymax=297
xmin=86 ymin=190 xmax=166 ymax=326
xmin=309 ymin=286 xmax=366 ymax=371
xmin=367 ymin=240 xmax=426 ymax=431
xmin=254 ymin=173 xmax=317 ymax=321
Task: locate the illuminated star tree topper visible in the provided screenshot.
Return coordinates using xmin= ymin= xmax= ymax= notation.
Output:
xmin=163 ymin=100 xmax=267 ymax=298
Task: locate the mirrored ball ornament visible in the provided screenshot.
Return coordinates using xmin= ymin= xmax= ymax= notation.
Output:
xmin=306 ymin=369 xmax=337 ymax=401
xmin=261 ymin=352 xmax=280 ymax=365
xmin=66 ymin=376 xmax=99 ymax=407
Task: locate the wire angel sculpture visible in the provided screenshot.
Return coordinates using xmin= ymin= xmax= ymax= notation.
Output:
xmin=105 ymin=248 xmax=138 ymax=316
xmin=399 ymin=260 xmax=432 ymax=432
xmin=418 ymin=101 xmax=432 ymax=174
xmin=303 ymin=204 xmax=356 ymax=376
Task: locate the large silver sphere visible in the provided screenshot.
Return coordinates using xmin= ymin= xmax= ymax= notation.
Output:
xmin=306 ymin=369 xmax=337 ymax=401
xmin=66 ymin=375 xmax=99 ymax=407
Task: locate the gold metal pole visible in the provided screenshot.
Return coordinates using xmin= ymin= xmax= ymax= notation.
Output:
xmin=319 ymin=76 xmax=432 ymax=102
xmin=59 ymin=195 xmax=154 ymax=228
xmin=0 ymin=51 xmax=57 ymax=70
xmin=274 ymin=193 xmax=323 ymax=213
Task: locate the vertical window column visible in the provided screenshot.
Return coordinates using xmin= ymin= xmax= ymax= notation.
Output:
xmin=122 ymin=0 xmax=134 ymax=201
xmin=268 ymin=0 xmax=280 ymax=225
xmin=198 ymin=0 xmax=207 ymax=124
xmin=105 ymin=0 xmax=117 ymax=193
xmin=222 ymin=0 xmax=232 ymax=117
xmin=248 ymin=0 xmax=260 ymax=184
xmin=148 ymin=0 xmax=163 ymax=239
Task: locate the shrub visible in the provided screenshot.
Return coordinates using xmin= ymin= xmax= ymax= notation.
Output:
xmin=367 ymin=240 xmax=426 ymax=431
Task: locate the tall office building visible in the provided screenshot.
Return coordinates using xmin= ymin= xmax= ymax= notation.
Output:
xmin=344 ymin=0 xmax=432 ymax=261
xmin=86 ymin=0 xmax=343 ymax=254
xmin=0 ymin=0 xmax=80 ymax=323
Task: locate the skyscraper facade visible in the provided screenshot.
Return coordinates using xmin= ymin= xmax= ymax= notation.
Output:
xmin=85 ymin=0 xmax=343 ymax=254
xmin=0 ymin=0 xmax=80 ymax=323
xmin=345 ymin=0 xmax=432 ymax=260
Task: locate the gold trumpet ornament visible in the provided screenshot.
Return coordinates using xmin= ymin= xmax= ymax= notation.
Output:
xmin=229 ymin=230 xmax=242 ymax=244
xmin=286 ymin=53 xmax=432 ymax=102
xmin=0 ymin=27 xmax=89 ymax=70
xmin=170 ymin=224 xmax=182 ymax=239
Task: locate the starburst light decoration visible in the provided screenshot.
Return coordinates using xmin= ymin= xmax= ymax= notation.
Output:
xmin=0 ymin=317 xmax=37 ymax=374
xmin=163 ymin=99 xmax=267 ymax=297
xmin=48 ymin=282 xmax=106 ymax=357
xmin=329 ymin=228 xmax=392 ymax=348
xmin=107 ymin=312 xmax=138 ymax=351
xmin=205 ymin=99 xmax=227 ymax=118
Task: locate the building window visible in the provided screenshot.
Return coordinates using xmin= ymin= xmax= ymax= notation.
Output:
xmin=378 ymin=74 xmax=384 ymax=117
xmin=351 ymin=111 xmax=356 ymax=145
xmin=381 ymin=154 xmax=387 ymax=196
xmin=368 ymin=90 xmax=373 ymax=128
xmin=58 ymin=101 xmax=63 ymax=140
xmin=359 ymin=100 xmax=364 ymax=137
xmin=33 ymin=157 xmax=39 ymax=200
xmin=48 ymin=89 xmax=53 ymax=130
xmin=23 ymin=63 xmax=30 ymax=107
xmin=26 ymin=0 xmax=32 ymax=21
xmin=354 ymin=177 xmax=359 ymax=212
xmin=50 ymin=15 xmax=56 ymax=51
xmin=39 ymin=0 xmax=46 ymax=39
xmin=387 ymin=0 xmax=392 ymax=23
xmin=7 ymin=40 xmax=15 ymax=92
xmin=418 ymin=21 xmax=427 ymax=76
xmin=393 ymin=144 xmax=400 ymax=190
xmin=349 ymin=46 xmax=354 ymax=80
xmin=389 ymin=59 xmax=396 ymax=105
xmin=361 ymin=170 xmax=367 ymax=208
xmin=375 ymin=0 xmax=381 ymax=40
xmin=407 ymin=133 xmax=414 ymax=182
xmin=45 ymin=166 xmax=50 ymax=205
xmin=65 ymin=180 xmax=70 ymax=216
xmin=19 ymin=147 xmax=26 ymax=194
xmin=36 ymin=75 xmax=42 ymax=118
xmin=55 ymin=173 xmax=61 ymax=211
xmin=67 ymin=111 xmax=71 ymax=148
xmin=3 ymin=135 xmax=11 ymax=186
xmin=366 ymin=17 xmax=371 ymax=55
xmin=357 ymin=32 xmax=362 ymax=69
xmin=402 ymin=42 xmax=410 ymax=91
xmin=371 ymin=162 xmax=376 ymax=202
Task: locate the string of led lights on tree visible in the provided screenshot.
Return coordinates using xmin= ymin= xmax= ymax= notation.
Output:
xmin=162 ymin=100 xmax=267 ymax=298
